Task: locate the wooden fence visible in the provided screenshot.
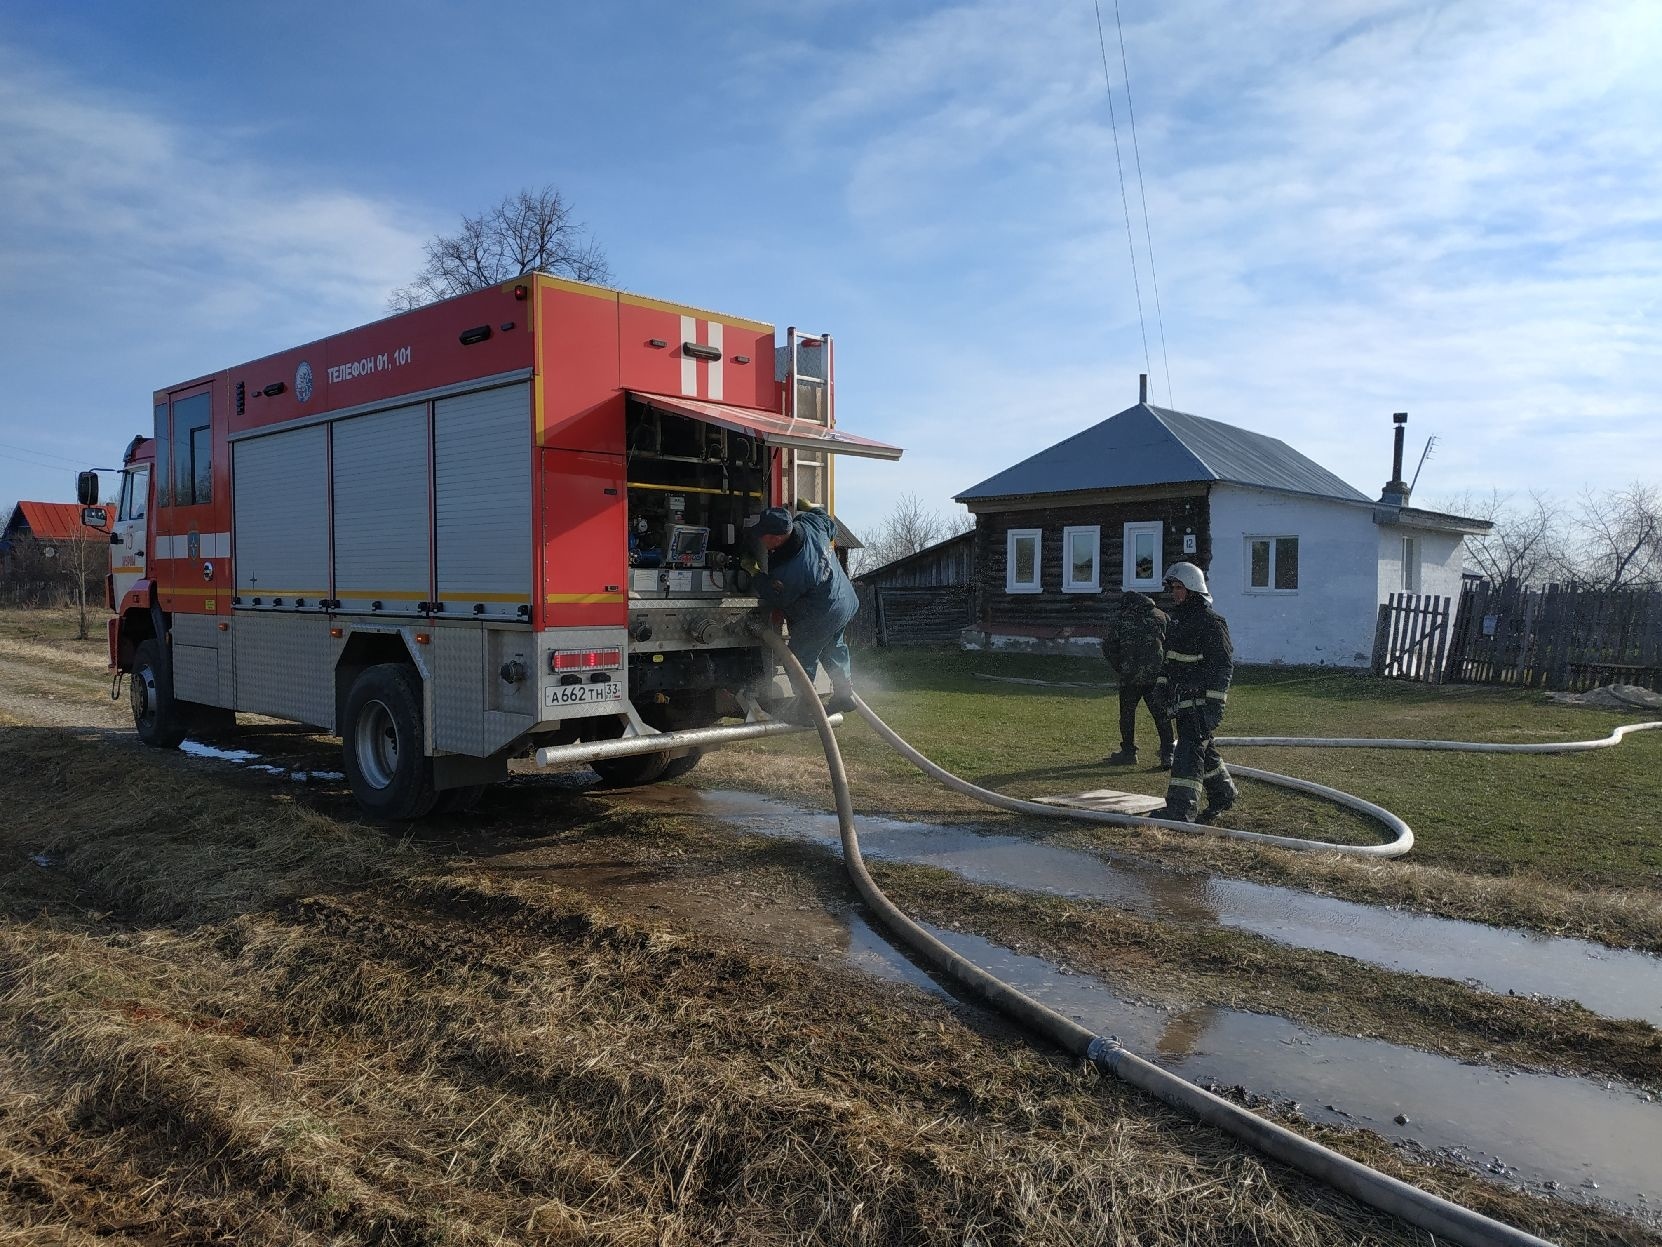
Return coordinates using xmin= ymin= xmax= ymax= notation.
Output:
xmin=1440 ymin=581 xmax=1662 ymax=691
xmin=1371 ymin=593 xmax=1453 ymax=682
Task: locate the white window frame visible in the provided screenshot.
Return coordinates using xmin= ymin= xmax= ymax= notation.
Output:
xmin=1246 ymin=534 xmax=1300 ymax=593
xmin=1006 ymin=528 xmax=1042 ymax=594
xmin=1061 ymin=525 xmax=1100 ymax=593
xmin=1401 ymin=535 xmax=1420 ymax=593
xmin=1122 ymin=521 xmax=1163 ymax=591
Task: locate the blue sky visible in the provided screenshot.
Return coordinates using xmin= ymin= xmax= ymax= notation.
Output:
xmin=2 ymin=0 xmax=1659 ymax=538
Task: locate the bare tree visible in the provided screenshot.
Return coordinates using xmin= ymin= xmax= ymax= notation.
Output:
xmin=852 ymin=492 xmax=974 ymax=575
xmin=389 ymin=186 xmax=612 ymax=312
xmin=1564 ymin=482 xmax=1661 ymax=590
xmin=1437 ymin=488 xmax=1570 ymax=587
xmin=66 ymin=532 xmax=103 ymax=639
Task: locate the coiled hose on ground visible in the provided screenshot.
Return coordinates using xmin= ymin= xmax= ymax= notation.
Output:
xmin=754 ymin=631 xmax=1662 ymax=1246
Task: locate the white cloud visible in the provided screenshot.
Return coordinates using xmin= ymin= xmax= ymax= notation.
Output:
xmin=0 ymin=43 xmax=429 ymax=343
xmin=0 ymin=39 xmax=434 ymax=500
xmin=777 ymin=0 xmax=1662 ymax=531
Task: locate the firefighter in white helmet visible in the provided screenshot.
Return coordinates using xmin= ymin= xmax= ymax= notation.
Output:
xmin=1147 ymin=561 xmax=1239 ymax=823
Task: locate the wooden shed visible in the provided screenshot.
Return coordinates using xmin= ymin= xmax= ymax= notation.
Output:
xmin=852 ymin=530 xmax=975 ymax=647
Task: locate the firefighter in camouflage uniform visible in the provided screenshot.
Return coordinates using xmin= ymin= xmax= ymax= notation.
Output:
xmin=1100 ymin=590 xmax=1173 ymax=768
xmin=1148 ymin=562 xmax=1239 ymax=823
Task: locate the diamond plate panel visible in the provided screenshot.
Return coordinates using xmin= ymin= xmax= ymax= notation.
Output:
xmin=232 ymin=612 xmax=338 ymax=729
xmin=171 ymin=644 xmax=219 ymax=704
xmin=169 ymin=614 xmax=234 ymax=707
xmin=430 ymin=623 xmax=535 ymax=755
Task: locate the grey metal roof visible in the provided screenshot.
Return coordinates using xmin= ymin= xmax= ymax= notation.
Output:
xmin=955 ymin=403 xmax=1370 ymax=504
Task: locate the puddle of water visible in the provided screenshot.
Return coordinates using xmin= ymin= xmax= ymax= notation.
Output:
xmin=525 ymin=815 xmax=1658 ymax=1218
xmin=632 ymin=788 xmax=1662 ymax=1027
xmin=921 ymin=921 xmax=1662 ymax=1210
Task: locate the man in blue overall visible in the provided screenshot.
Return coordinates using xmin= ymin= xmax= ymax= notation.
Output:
xmin=751 ymin=504 xmax=859 ymax=722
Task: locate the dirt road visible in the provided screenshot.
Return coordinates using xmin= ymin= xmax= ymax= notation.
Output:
xmin=1 ymin=610 xmax=1656 ymax=1246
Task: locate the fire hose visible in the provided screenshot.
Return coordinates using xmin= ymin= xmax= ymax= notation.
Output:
xmin=754 ymin=626 xmax=1597 ymax=1247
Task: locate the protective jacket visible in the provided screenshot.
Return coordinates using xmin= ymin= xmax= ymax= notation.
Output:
xmin=1157 ymin=595 xmax=1234 ymax=730
xmin=1101 ymin=591 xmax=1167 ymax=685
xmin=756 ymin=506 xmax=858 ymax=635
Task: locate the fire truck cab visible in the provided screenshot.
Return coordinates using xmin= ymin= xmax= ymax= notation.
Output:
xmin=77 ymin=273 xmax=900 ymax=818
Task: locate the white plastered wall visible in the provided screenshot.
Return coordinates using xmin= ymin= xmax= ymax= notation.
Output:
xmin=1206 ymin=484 xmax=1379 ymax=666
xmin=1375 ymin=522 xmax=1467 ymax=604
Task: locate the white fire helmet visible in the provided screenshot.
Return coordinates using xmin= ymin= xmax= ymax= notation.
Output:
xmin=1163 ymin=561 xmax=1211 ymax=602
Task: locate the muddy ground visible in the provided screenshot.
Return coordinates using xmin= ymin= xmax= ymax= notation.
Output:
xmin=2 ymin=610 xmax=1659 ymax=1245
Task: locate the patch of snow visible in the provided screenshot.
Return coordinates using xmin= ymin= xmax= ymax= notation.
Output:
xmin=179 ymin=740 xmax=261 ymax=764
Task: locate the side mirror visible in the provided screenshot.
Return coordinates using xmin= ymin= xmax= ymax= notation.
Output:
xmin=76 ymin=470 xmax=99 ymax=506
xmin=81 ymin=505 xmax=109 ymax=531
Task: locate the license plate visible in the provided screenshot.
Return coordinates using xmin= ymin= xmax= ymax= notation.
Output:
xmin=545 ymin=682 xmax=622 ymax=707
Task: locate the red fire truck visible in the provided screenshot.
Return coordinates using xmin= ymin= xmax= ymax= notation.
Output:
xmin=77 ymin=273 xmax=901 ymax=817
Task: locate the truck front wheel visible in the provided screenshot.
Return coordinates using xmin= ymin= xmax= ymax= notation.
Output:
xmin=131 ymin=638 xmax=188 ymax=748
xmin=342 ymin=664 xmax=438 ymax=820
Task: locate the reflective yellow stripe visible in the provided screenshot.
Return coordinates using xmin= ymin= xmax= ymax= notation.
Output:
xmin=1206 ymin=690 xmax=1228 ymax=700
xmin=1203 ymin=764 xmax=1229 ymax=779
xmin=1167 ymin=651 xmax=1201 ymax=663
xmin=1169 ymin=777 xmax=1202 ymax=792
xmin=545 ymin=592 xmax=626 ymax=604
xmin=439 ymin=592 xmax=528 ymax=604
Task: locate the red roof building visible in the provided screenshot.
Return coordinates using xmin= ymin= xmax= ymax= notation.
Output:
xmin=1 ymin=501 xmax=107 ymax=569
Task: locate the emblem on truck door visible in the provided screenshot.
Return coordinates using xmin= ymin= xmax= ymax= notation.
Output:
xmin=295 ymin=360 xmax=314 ymax=402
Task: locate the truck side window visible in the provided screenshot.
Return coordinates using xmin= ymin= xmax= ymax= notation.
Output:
xmin=120 ymin=466 xmax=148 ymax=521
xmin=171 ymin=393 xmax=213 ymax=506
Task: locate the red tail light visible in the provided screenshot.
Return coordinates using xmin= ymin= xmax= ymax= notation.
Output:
xmin=550 ymin=647 xmax=622 ymax=672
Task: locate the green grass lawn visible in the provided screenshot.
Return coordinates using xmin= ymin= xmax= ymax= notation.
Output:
xmin=723 ymin=647 xmax=1662 ymax=898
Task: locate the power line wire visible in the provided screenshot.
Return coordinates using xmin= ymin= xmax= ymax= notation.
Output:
xmin=1093 ymin=0 xmax=1151 ymax=383
xmin=0 ymin=439 xmax=94 ymax=470
xmin=1113 ymin=0 xmax=1174 ymax=410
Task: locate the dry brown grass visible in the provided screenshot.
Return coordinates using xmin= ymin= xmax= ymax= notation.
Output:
xmin=2 ymin=610 xmax=1658 ymax=1244
xmin=5 ymin=727 xmax=1650 ymax=1244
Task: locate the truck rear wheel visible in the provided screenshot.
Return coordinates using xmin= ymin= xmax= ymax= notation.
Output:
xmin=659 ymin=749 xmax=704 ymax=781
xmin=131 ymin=638 xmax=187 ymax=749
xmin=590 ymin=750 xmax=672 ymax=787
xmin=342 ymin=664 xmax=438 ymax=820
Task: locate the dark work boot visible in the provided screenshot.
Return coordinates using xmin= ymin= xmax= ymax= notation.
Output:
xmin=824 ymin=690 xmax=857 ymax=716
xmin=1143 ymin=805 xmax=1194 ymax=823
xmin=1103 ymin=747 xmax=1139 ymax=766
xmin=1157 ymin=746 xmax=1174 ymax=771
xmin=1198 ymin=791 xmax=1236 ymax=824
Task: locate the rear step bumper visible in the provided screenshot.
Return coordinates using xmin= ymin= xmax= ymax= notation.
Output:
xmin=533 ymin=715 xmax=842 ymax=769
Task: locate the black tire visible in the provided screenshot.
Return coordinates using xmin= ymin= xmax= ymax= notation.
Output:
xmin=590 ymin=750 xmax=671 ymax=787
xmin=659 ymin=749 xmax=704 ymax=781
xmin=130 ymin=638 xmax=187 ymax=749
xmin=432 ymin=784 xmax=485 ymax=815
xmin=341 ymin=664 xmax=438 ymax=820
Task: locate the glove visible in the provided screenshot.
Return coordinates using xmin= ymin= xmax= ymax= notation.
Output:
xmin=1200 ymin=700 xmax=1224 ymax=733
xmin=739 ymin=555 xmax=761 ymax=576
